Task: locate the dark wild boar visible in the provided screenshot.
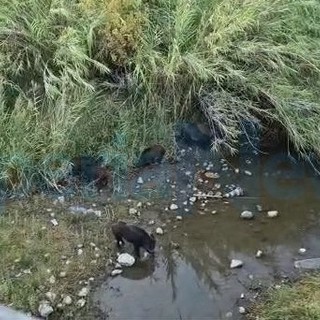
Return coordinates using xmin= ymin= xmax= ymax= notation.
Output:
xmin=111 ymin=221 xmax=156 ymax=258
xmin=135 ymin=144 xmax=166 ymax=168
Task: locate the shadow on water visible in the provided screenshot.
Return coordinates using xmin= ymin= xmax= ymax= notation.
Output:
xmin=93 ymin=144 xmax=320 ymax=320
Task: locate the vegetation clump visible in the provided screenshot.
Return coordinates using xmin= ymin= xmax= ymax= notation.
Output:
xmin=0 ymin=0 xmax=319 ymax=191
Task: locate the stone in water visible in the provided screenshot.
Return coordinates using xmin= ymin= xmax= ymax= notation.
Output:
xmin=240 ymin=210 xmax=254 ymax=220
xmin=111 ymin=269 xmax=123 ymax=277
xmin=170 ymin=203 xmax=178 ymax=210
xmin=294 ymin=258 xmax=320 ymax=270
xmin=230 ymin=259 xmax=243 ymax=269
xmin=38 ymin=301 xmax=53 ymax=318
xmin=267 ymin=210 xmax=279 ymax=218
xmin=117 ymin=253 xmax=135 ymax=267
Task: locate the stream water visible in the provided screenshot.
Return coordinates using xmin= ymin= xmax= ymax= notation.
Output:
xmin=92 ymin=144 xmax=320 ymax=319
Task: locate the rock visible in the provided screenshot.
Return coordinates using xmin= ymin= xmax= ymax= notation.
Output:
xmin=48 ymin=275 xmax=56 ymax=284
xmin=256 ymin=250 xmax=263 ymax=258
xmin=211 ymin=210 xmax=217 ymax=215
xmin=76 ymin=298 xmax=86 ymax=308
xmin=78 ymin=287 xmax=89 ymax=297
xmin=225 ymin=312 xmax=233 ymax=318
xmin=230 ymin=259 xmax=243 ymax=269
xmin=170 ymin=204 xmax=178 ymax=210
xmin=38 ymin=301 xmax=53 ymax=318
xmin=77 ymin=249 xmax=83 ymax=255
xmin=156 ymin=227 xmax=164 ymax=235
xmin=267 ymin=210 xmax=279 ymax=218
xmin=240 ymin=210 xmax=254 ymax=220
xmin=189 ymin=196 xmax=197 ymax=203
xmin=176 ymin=215 xmax=182 ymax=221
xmin=137 ymin=177 xmax=144 ymax=184
xmin=111 ymin=269 xmax=123 ymax=277
xmin=59 ymin=271 xmax=67 ymax=278
xmin=239 ymin=306 xmax=246 ymax=314
xmin=57 ymin=196 xmax=65 ymax=204
xmin=256 ymin=204 xmax=263 ymax=212
xmin=235 ymin=168 xmax=240 ymax=174
xmin=117 ymin=253 xmax=135 ymax=267
xmin=170 ymin=242 xmax=180 ymax=249
xmin=62 ymin=295 xmax=72 ymax=305
xmin=129 ymin=208 xmax=138 ymax=215
xmin=50 ymin=219 xmax=58 ymax=226
xmin=244 ymin=170 xmax=252 ymax=176
xmin=204 ymin=172 xmax=219 ymax=179
xmin=294 ymin=258 xmax=320 ymax=269
xmin=45 ymin=292 xmax=56 ymax=302
xmin=69 ymin=206 xmax=88 ymax=214
xmin=240 ymin=293 xmax=245 ymax=299
xmin=299 ymin=248 xmax=307 ymax=254
xmin=148 ymin=220 xmax=155 ymax=225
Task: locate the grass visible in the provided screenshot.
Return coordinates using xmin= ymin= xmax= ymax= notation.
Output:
xmin=251 ymin=275 xmax=320 ymax=320
xmin=0 ymin=0 xmax=320 ymax=192
xmin=0 ymin=195 xmax=130 ymax=319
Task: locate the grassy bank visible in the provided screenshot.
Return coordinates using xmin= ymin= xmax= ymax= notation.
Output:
xmin=251 ymin=275 xmax=320 ymax=320
xmin=0 ymin=195 xmax=133 ymax=319
xmin=0 ymin=0 xmax=320 ymax=191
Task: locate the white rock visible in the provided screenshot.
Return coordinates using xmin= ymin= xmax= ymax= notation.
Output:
xmin=59 ymin=271 xmax=67 ymax=278
xmin=114 ymin=263 xmax=122 ymax=269
xmin=239 ymin=306 xmax=246 ymax=314
xmin=94 ymin=210 xmax=102 ymax=217
xmin=176 ymin=215 xmax=182 ymax=221
xmin=57 ymin=196 xmax=65 ymax=204
xmin=38 ymin=301 xmax=54 ymax=317
xmin=230 ymin=259 xmax=243 ymax=269
xmin=299 ymin=248 xmax=307 ymax=254
xmin=240 ymin=293 xmax=245 ymax=299
xmin=225 ymin=312 xmax=233 ymax=318
xmin=156 ymin=227 xmax=164 ymax=235
xmin=117 ymin=253 xmax=135 ymax=267
xmin=129 ymin=208 xmax=138 ymax=215
xmin=267 ymin=210 xmax=279 ymax=218
xmin=148 ymin=220 xmax=155 ymax=225
xmin=170 ymin=204 xmax=178 ymax=210
xmin=50 ymin=219 xmax=58 ymax=226
xmin=45 ymin=292 xmax=56 ymax=302
xmin=240 ymin=210 xmax=254 ymax=219
xmin=256 ymin=250 xmax=263 ymax=258
xmin=244 ymin=170 xmax=252 ymax=176
xmin=189 ymin=196 xmax=197 ymax=203
xmin=111 ymin=269 xmax=123 ymax=277
xmin=137 ymin=202 xmax=142 ymax=208
xmin=48 ymin=275 xmax=56 ymax=284
xmin=62 ymin=295 xmax=72 ymax=305
xmin=211 ymin=210 xmax=217 ymax=215
xmin=235 ymin=168 xmax=240 ymax=174
xmin=204 ymin=172 xmax=219 ymax=179
xmin=78 ymin=287 xmax=89 ymax=297
xmin=77 ymin=249 xmax=83 ymax=255
xmin=76 ymin=298 xmax=86 ymax=308
xmin=137 ymin=177 xmax=144 ymax=184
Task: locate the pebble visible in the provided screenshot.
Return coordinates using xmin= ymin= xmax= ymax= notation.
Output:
xmin=129 ymin=208 xmax=138 ymax=215
xmin=137 ymin=202 xmax=142 ymax=208
xmin=239 ymin=306 xmax=246 ymax=314
xmin=256 ymin=250 xmax=263 ymax=258
xmin=62 ymin=295 xmax=73 ymax=305
xmin=156 ymin=227 xmax=164 ymax=235
xmin=57 ymin=196 xmax=65 ymax=204
xmin=114 ymin=263 xmax=122 ymax=269
xmin=256 ymin=204 xmax=263 ymax=212
xmin=76 ymin=298 xmax=86 ymax=308
xmin=137 ymin=177 xmax=144 ymax=184
xmin=189 ymin=196 xmax=197 ymax=203
xmin=45 ymin=292 xmax=56 ymax=302
xmin=77 ymin=249 xmax=83 ymax=255
xmin=111 ymin=269 xmax=123 ymax=277
xmin=267 ymin=210 xmax=279 ymax=218
xmin=225 ymin=312 xmax=233 ymax=318
xmin=230 ymin=259 xmax=243 ymax=269
xmin=240 ymin=293 xmax=245 ymax=299
xmin=176 ymin=215 xmax=182 ymax=221
xmin=148 ymin=220 xmax=155 ymax=225
xmin=50 ymin=219 xmax=58 ymax=226
xmin=117 ymin=253 xmax=135 ymax=267
xmin=211 ymin=210 xmax=217 ymax=215
xmin=59 ymin=271 xmax=67 ymax=278
xmin=38 ymin=301 xmax=54 ymax=317
xmin=78 ymin=287 xmax=89 ymax=297
xmin=48 ymin=275 xmax=56 ymax=284
xmin=204 ymin=172 xmax=219 ymax=179
xmin=299 ymin=248 xmax=307 ymax=254
xmin=240 ymin=210 xmax=254 ymax=220
xmin=244 ymin=170 xmax=252 ymax=176
xmin=170 ymin=204 xmax=178 ymax=210
xmin=235 ymin=168 xmax=239 ymax=174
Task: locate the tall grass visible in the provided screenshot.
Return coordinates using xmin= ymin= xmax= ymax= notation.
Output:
xmin=0 ymin=0 xmax=319 ymax=192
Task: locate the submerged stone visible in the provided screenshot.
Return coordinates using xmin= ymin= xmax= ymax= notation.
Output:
xmin=294 ymin=258 xmax=320 ymax=269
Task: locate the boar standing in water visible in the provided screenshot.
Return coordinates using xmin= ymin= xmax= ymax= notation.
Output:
xmin=111 ymin=221 xmax=156 ymax=258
